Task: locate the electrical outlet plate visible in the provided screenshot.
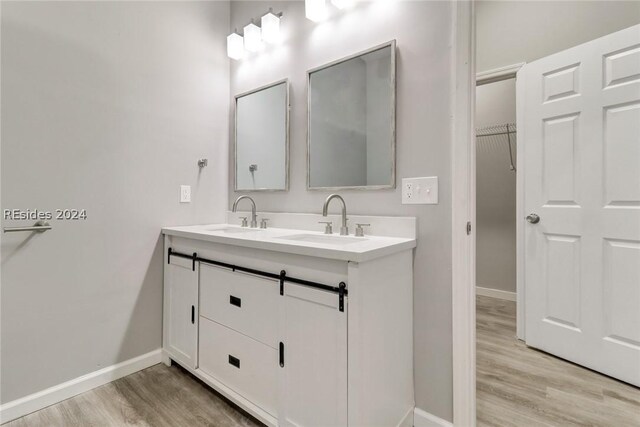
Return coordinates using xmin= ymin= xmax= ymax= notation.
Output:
xmin=402 ymin=176 xmax=438 ymax=204
xmin=180 ymin=185 xmax=191 ymax=203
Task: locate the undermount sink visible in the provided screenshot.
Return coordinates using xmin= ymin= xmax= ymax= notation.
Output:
xmin=276 ymin=234 xmax=367 ymax=245
xmin=207 ymin=227 xmax=263 ymax=234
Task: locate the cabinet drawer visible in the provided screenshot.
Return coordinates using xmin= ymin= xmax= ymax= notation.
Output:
xmin=200 ymin=264 xmax=278 ymax=347
xmin=199 ymin=317 xmax=277 ymax=417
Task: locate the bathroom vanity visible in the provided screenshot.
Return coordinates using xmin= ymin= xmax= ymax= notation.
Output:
xmin=162 ymin=213 xmax=415 ymax=427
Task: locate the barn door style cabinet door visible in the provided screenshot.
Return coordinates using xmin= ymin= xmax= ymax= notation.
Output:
xmin=163 ymin=251 xmax=198 ymax=369
xmin=162 ymin=226 xmax=415 ymax=427
xmin=278 ymin=284 xmax=348 ymax=426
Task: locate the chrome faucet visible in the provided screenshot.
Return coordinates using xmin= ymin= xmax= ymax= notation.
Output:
xmin=232 ymin=195 xmax=257 ymax=228
xmin=322 ymin=194 xmax=349 ymax=236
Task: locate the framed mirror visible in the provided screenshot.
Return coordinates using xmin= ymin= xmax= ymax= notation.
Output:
xmin=235 ymin=79 xmax=289 ymax=191
xmin=307 ymin=40 xmax=396 ymax=190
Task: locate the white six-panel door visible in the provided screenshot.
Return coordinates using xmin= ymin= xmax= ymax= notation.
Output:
xmin=521 ymin=24 xmax=640 ymax=386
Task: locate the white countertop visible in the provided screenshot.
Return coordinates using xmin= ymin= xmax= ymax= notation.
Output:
xmin=162 ymin=224 xmax=416 ymax=263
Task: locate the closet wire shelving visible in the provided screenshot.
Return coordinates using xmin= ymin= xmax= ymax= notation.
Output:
xmin=476 ymin=123 xmax=517 ymax=172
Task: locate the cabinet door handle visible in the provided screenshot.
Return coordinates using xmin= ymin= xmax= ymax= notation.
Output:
xmin=279 ymin=342 xmax=284 ymax=368
xmin=191 ymin=305 xmax=195 ymax=324
xmin=228 ymin=355 xmax=240 ymax=369
xmin=229 ymin=295 xmax=242 ymax=308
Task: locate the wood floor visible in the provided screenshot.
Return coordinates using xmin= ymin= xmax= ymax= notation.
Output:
xmin=477 ymin=295 xmax=640 ymax=427
xmin=4 ymin=364 xmax=262 ymax=427
xmin=7 ymin=297 xmax=640 ymax=426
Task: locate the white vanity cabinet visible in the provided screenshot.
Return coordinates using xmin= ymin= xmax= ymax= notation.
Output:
xmin=162 ymin=225 xmax=415 ymax=427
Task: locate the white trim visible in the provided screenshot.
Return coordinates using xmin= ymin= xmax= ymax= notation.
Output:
xmin=476 ymin=286 xmax=517 ymax=302
xmin=451 ymin=1 xmax=476 ymax=426
xmin=396 ymin=406 xmax=415 ymax=427
xmin=414 ymin=407 xmax=454 ymax=427
xmin=0 ymin=349 xmax=162 ymax=424
xmin=515 ymin=65 xmax=527 ymax=341
xmin=476 ymin=62 xmax=525 ymax=86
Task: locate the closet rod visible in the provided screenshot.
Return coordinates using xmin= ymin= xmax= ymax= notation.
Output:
xmin=475 ymin=130 xmax=516 ymax=137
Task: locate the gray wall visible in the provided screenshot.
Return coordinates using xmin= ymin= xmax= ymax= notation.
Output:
xmin=476 ymin=79 xmax=517 ymax=293
xmin=229 ymin=1 xmax=454 ymax=420
xmin=1 ymin=1 xmax=229 ymax=403
xmin=477 ymin=0 xmax=640 ymax=73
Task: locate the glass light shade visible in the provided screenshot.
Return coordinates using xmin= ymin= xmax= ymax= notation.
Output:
xmin=331 ymin=0 xmax=354 ymax=9
xmin=261 ymin=12 xmax=281 ymax=44
xmin=227 ymin=33 xmax=244 ymax=60
xmin=243 ymin=22 xmax=263 ymax=52
xmin=305 ymin=0 xmax=327 ymax=22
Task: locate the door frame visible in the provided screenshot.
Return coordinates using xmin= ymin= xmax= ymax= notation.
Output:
xmin=475 ymin=62 xmax=526 ymax=341
xmin=451 ymin=1 xmax=476 ymax=426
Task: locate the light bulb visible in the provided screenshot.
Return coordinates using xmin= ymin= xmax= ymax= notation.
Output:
xmin=261 ymin=11 xmax=281 ymax=44
xmin=331 ymin=0 xmax=354 ymax=9
xmin=243 ymin=22 xmax=263 ymax=52
xmin=305 ymin=0 xmax=327 ymax=22
xmin=227 ymin=33 xmax=244 ymax=60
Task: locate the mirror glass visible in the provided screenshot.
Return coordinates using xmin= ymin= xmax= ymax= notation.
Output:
xmin=308 ymin=41 xmax=395 ymax=190
xmin=235 ymin=80 xmax=288 ymax=191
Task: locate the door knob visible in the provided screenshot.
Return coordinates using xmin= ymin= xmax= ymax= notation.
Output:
xmin=526 ymin=213 xmax=540 ymax=224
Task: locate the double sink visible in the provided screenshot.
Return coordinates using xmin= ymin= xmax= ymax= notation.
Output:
xmin=212 ymin=227 xmax=366 ymax=245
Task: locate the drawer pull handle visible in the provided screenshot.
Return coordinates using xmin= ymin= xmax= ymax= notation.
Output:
xmin=229 ymin=295 xmax=242 ymax=308
xmin=191 ymin=305 xmax=195 ymax=324
xmin=228 ymin=355 xmax=240 ymax=369
xmin=279 ymin=342 xmax=284 ymax=368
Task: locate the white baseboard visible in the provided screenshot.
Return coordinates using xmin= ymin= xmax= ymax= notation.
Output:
xmin=476 ymin=286 xmax=517 ymax=301
xmin=0 ymin=349 xmax=162 ymax=424
xmin=414 ymin=408 xmax=453 ymax=427
xmin=396 ymin=406 xmax=414 ymax=427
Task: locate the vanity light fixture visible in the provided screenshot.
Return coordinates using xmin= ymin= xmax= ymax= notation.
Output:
xmin=331 ymin=0 xmax=354 ymax=10
xmin=227 ymin=32 xmax=244 ymax=60
xmin=305 ymin=0 xmax=328 ymax=22
xmin=243 ymin=20 xmax=263 ymax=52
xmin=261 ymin=9 xmax=281 ymax=44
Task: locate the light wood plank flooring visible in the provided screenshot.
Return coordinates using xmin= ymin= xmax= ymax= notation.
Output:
xmin=7 ymin=298 xmax=639 ymax=426
xmin=4 ymin=364 xmax=263 ymax=427
xmin=477 ymin=295 xmax=640 ymax=427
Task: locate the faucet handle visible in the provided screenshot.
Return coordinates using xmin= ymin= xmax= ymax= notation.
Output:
xmin=355 ymin=223 xmax=370 ymax=237
xmin=260 ymin=218 xmax=269 ymax=229
xmin=318 ymin=221 xmax=333 ymax=235
xmin=239 ymin=216 xmax=248 ymax=227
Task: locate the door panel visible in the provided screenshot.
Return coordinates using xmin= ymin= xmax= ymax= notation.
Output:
xmin=603 ymin=239 xmax=640 ymax=347
xmin=603 ymin=102 xmax=640 ymax=205
xmin=165 ymin=254 xmax=198 ymax=369
xmin=522 ymin=24 xmax=640 ymax=386
xmin=278 ymin=284 xmax=347 ymax=427
xmin=543 ymin=234 xmax=581 ymax=331
xmin=542 ymin=114 xmax=580 ymax=205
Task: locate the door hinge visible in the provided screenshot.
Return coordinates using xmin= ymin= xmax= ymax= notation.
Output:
xmin=466 ymin=221 xmax=472 ymax=235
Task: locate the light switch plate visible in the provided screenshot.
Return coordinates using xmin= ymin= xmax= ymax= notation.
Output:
xmin=402 ymin=176 xmax=438 ymax=204
xmin=180 ymin=185 xmax=191 ymax=203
